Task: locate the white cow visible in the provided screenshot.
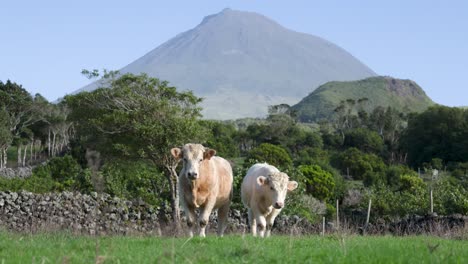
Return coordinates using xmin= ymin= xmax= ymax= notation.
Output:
xmin=241 ymin=163 xmax=298 ymax=237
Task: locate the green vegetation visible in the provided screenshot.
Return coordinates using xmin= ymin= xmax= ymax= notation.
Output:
xmin=292 ymin=76 xmax=435 ymax=122
xmin=0 ymin=232 xmax=466 ymax=263
xmin=1 ymin=74 xmax=468 ymax=226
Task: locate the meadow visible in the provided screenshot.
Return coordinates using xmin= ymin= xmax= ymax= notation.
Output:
xmin=0 ymin=231 xmax=466 ymax=263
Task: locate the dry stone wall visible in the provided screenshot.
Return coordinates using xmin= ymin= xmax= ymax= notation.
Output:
xmin=0 ymin=167 xmax=33 ymax=179
xmin=0 ymin=191 xmax=161 ymax=235
xmin=0 ymin=191 xmax=465 ymax=236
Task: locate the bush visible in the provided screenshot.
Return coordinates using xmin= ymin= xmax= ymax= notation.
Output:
xmin=363 ymin=182 xmax=429 ymax=218
xmin=433 ymin=177 xmax=468 ymax=215
xmin=385 ymin=165 xmax=417 ymax=187
xmin=0 ymin=155 xmax=92 ymax=194
xmin=246 ymin=143 xmax=292 ymax=168
xmin=298 ymin=165 xmax=335 ymax=201
xmin=343 ymin=128 xmax=384 ymax=154
xmin=100 ymin=161 xmax=168 ymax=207
xmin=332 ymin=147 xmax=386 ymax=185
xmin=33 ymin=155 xmax=93 ymax=192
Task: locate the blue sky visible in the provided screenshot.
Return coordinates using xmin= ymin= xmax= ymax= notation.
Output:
xmin=1 ymin=0 xmax=467 ymax=106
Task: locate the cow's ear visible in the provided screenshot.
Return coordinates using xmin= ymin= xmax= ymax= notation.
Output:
xmin=257 ymin=176 xmax=268 ymax=186
xmin=287 ymin=181 xmax=298 ymax=191
xmin=204 ymin=149 xmax=216 ymax=160
xmin=170 ymin=147 xmax=182 ymax=160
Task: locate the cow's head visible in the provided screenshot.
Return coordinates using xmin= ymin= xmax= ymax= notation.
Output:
xmin=171 ymin=144 xmax=216 ymax=180
xmin=257 ymin=172 xmax=298 ymax=209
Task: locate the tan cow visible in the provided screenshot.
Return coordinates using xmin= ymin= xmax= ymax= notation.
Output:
xmin=241 ymin=163 xmax=298 ymax=237
xmin=171 ymin=143 xmax=233 ymax=237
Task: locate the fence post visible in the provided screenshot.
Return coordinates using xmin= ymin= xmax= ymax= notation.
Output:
xmin=322 ymin=216 xmax=325 ymax=236
xmin=430 ymin=189 xmax=433 ymax=213
xmin=336 ymin=199 xmax=339 ymax=230
xmin=366 ymin=198 xmax=372 ymax=226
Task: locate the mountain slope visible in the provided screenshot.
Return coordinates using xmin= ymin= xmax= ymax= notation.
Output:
xmin=292 ymin=76 xmax=436 ymax=122
xmin=78 ymin=8 xmax=377 ymax=119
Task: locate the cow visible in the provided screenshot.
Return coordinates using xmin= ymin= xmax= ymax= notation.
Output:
xmin=241 ymin=163 xmax=298 ymax=237
xmin=171 ymin=143 xmax=233 ymax=237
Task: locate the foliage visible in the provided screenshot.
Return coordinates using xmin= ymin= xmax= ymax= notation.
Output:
xmin=343 ymin=128 xmax=383 ymax=154
xmin=200 ymin=120 xmax=240 ymax=158
xmin=65 ymin=73 xmax=205 ymax=163
xmin=433 ymin=177 xmax=468 ymax=215
xmin=401 ymin=105 xmax=468 ymax=167
xmin=0 ymin=155 xmax=92 ymax=193
xmin=65 ymin=72 xmax=206 ymax=221
xmin=399 ymin=174 xmax=426 ymax=193
xmin=246 ymin=143 xmax=292 ymax=168
xmin=332 ymin=147 xmax=386 ymax=185
xmin=384 ymin=165 xmax=417 ymax=187
xmin=33 ymin=155 xmax=93 ymax=192
xmin=364 ymin=182 xmax=429 ymax=217
xmin=298 ymin=165 xmax=335 ymax=201
xmin=0 ymin=175 xmax=59 ymax=193
xmin=100 ymin=161 xmax=168 ymax=207
xmin=293 ymin=147 xmax=329 ymax=167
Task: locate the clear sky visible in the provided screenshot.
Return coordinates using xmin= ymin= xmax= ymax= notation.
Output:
xmin=1 ymin=0 xmax=467 ymax=106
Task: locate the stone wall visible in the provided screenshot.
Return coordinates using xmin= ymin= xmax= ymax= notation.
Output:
xmin=0 ymin=191 xmax=161 ymax=235
xmin=0 ymin=167 xmax=33 ymax=179
xmin=0 ymin=191 xmax=465 ymax=237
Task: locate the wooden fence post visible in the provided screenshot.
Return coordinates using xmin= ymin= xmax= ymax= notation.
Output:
xmin=322 ymin=217 xmax=325 ymax=236
xmin=366 ymin=198 xmax=372 ymax=226
xmin=430 ymin=189 xmax=433 ymax=213
xmin=336 ymin=199 xmax=339 ymax=230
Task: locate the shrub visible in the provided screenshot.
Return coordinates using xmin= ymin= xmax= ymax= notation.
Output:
xmin=100 ymin=161 xmax=168 ymax=207
xmin=343 ymin=128 xmax=384 ymax=153
xmin=298 ymin=165 xmax=335 ymax=201
xmin=332 ymin=147 xmax=386 ymax=185
xmin=433 ymin=177 xmax=468 ymax=215
xmin=246 ymin=143 xmax=292 ymax=168
xmin=32 ymin=155 xmax=93 ymax=192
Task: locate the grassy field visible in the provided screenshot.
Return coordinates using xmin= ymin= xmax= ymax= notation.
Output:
xmin=0 ymin=232 xmax=466 ymax=263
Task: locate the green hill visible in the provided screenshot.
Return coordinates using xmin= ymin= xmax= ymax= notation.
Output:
xmin=292 ymin=76 xmax=436 ymax=122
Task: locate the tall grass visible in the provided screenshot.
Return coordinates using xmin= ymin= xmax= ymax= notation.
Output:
xmin=0 ymin=231 xmax=466 ymax=263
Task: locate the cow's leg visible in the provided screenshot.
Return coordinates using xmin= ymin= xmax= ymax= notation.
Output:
xmin=265 ymin=209 xmax=280 ymax=237
xmin=217 ymin=202 xmax=230 ymax=237
xmin=198 ymin=201 xmax=215 ymax=237
xmin=256 ymin=214 xmax=267 ymax=238
xmin=184 ymin=205 xmax=197 ymax=238
xmin=248 ymin=208 xmax=257 ymax=236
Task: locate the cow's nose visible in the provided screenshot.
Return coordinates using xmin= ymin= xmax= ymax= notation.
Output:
xmin=274 ymin=201 xmax=284 ymax=209
xmin=188 ymin=172 xmax=198 ymax=179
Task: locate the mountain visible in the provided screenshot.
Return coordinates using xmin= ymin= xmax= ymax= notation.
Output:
xmin=77 ymin=8 xmax=377 ymax=119
xmin=292 ymin=76 xmax=436 ymax=122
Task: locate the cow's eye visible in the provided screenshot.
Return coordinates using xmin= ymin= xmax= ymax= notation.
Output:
xmin=199 ymin=159 xmax=203 ymax=162
xmin=270 ymin=187 xmax=274 ymax=191
xmin=183 ymin=158 xmax=187 ymax=162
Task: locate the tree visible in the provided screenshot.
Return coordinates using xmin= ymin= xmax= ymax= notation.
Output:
xmin=0 ymin=108 xmax=12 ymax=168
xmin=65 ymin=73 xmax=204 ymax=224
xmin=0 ymin=80 xmax=47 ymax=167
xmin=343 ymin=128 xmax=384 ymax=154
xmin=401 ymin=106 xmax=468 ymax=167
xmin=333 ymin=147 xmax=386 ymax=185
xmin=201 ymin=121 xmax=239 ymax=158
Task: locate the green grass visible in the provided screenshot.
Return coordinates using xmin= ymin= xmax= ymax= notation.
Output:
xmin=0 ymin=232 xmax=466 ymax=263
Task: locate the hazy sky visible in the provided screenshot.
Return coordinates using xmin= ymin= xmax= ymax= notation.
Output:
xmin=1 ymin=0 xmax=467 ymax=106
